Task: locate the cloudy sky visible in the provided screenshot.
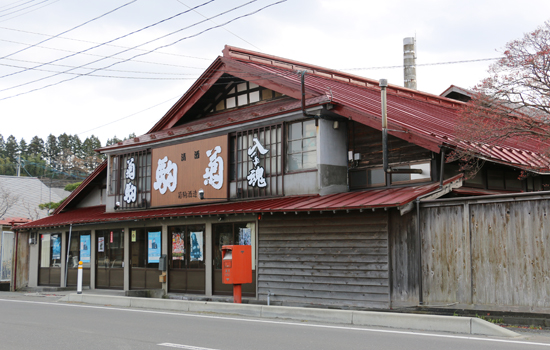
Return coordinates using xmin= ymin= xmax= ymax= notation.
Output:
xmin=1 ymin=0 xmax=549 ymax=146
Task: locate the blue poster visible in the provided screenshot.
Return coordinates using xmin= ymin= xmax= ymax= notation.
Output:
xmin=52 ymin=235 xmax=61 ymax=260
xmin=80 ymin=235 xmax=91 ymax=263
xmin=190 ymin=231 xmax=203 ymax=261
xmin=148 ymin=231 xmax=161 ymax=263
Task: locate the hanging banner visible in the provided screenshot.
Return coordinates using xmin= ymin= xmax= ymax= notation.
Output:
xmin=51 ymin=234 xmax=61 ymax=260
xmin=148 ymin=231 xmax=161 ymax=263
xmin=190 ymin=231 xmax=203 ymax=261
xmin=80 ymin=235 xmax=91 ymax=263
xmin=172 ymin=232 xmax=185 ymax=260
xmin=98 ymin=237 xmax=105 ymax=253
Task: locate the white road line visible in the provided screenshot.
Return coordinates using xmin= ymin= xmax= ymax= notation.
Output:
xmin=0 ymin=298 xmax=548 ymax=348
xmin=158 ymin=343 xmax=219 ymax=350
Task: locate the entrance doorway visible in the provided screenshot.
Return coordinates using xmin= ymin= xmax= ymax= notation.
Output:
xmin=96 ymin=229 xmax=124 ymax=289
xmin=212 ymin=222 xmax=256 ymax=296
xmin=130 ymin=227 xmax=162 ymax=289
xmin=66 ymin=231 xmax=91 ymax=287
xmin=167 ymin=225 xmax=205 ymax=294
xmin=38 ymin=233 xmax=62 ymax=286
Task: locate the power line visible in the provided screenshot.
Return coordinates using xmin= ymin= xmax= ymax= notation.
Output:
xmin=175 ymin=0 xmax=262 ymax=51
xmin=0 ymin=0 xmax=32 ymax=11
xmin=0 ymin=0 xmax=59 ymax=23
xmin=0 ymin=0 xmax=287 ymax=100
xmin=0 ymin=0 xmax=38 ymax=13
xmin=0 ymin=0 xmax=48 ymax=19
xmin=0 ymin=38 xmax=209 ymax=70
xmin=0 ymin=0 xmax=216 ymax=81
xmin=76 ymin=95 xmax=183 ymax=136
xmin=0 ymin=58 xmax=201 ymax=77
xmin=0 ymin=26 xmax=212 ymax=61
xmin=342 ymin=57 xmax=501 ymax=71
xmin=0 ymin=0 xmax=137 ymax=59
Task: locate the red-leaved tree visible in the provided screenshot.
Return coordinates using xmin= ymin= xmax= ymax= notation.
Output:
xmin=452 ymin=20 xmax=550 ymax=177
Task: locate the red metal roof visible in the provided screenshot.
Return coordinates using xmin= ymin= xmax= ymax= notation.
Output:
xmin=98 ymin=46 xmax=549 ymax=172
xmin=18 ymin=177 xmax=460 ymax=229
xmin=221 ymin=46 xmax=550 ymax=171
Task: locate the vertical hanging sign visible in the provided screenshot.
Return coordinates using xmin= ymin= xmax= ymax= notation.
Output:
xmin=148 ymin=231 xmax=161 ymax=263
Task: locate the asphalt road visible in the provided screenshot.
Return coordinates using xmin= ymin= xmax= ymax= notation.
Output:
xmin=1 ymin=294 xmax=550 ymax=350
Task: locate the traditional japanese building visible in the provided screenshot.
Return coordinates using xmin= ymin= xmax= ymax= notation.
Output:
xmin=14 ymin=46 xmax=550 ymax=310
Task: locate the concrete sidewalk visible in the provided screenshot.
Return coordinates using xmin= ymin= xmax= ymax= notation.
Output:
xmin=60 ymin=293 xmax=519 ymax=338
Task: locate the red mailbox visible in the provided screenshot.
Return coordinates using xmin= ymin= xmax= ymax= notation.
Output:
xmin=221 ymin=245 xmax=252 ymax=303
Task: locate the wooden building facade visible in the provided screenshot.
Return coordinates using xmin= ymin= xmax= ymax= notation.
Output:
xmin=14 ymin=46 xmax=550 ymax=311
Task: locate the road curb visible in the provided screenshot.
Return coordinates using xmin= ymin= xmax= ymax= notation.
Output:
xmin=63 ymin=294 xmax=519 ymax=338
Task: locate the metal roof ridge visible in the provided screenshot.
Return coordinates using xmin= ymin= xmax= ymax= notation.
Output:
xmin=223 ymin=45 xmax=466 ymax=109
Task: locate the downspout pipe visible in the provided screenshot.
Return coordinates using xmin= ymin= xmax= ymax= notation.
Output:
xmin=439 ymin=147 xmax=446 ymax=188
xmin=13 ymin=229 xmax=18 ymax=291
xmin=64 ymin=223 xmax=72 ymax=288
xmin=379 ymin=79 xmax=390 ymax=174
xmin=300 ymin=71 xmax=320 ymax=126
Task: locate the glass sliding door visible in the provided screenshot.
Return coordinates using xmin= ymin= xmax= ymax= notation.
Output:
xmin=66 ymin=231 xmax=91 ymax=287
xmin=212 ymin=222 xmax=256 ymax=296
xmin=38 ymin=233 xmax=62 ymax=286
xmin=167 ymin=225 xmax=205 ymax=294
xmin=1 ymin=231 xmax=14 ymax=283
xmin=130 ymin=227 xmax=162 ymax=290
xmin=96 ymin=229 xmax=124 ymax=289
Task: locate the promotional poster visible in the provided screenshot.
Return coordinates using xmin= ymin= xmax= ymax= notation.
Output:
xmin=80 ymin=235 xmax=91 ymax=263
xmin=190 ymin=231 xmax=203 ymax=261
xmin=172 ymin=232 xmax=185 ymax=260
xmin=148 ymin=231 xmax=161 ymax=263
xmin=52 ymin=235 xmax=61 ymax=260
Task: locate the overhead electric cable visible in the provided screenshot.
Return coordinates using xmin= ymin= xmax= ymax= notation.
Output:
xmin=0 ymin=0 xmax=59 ymax=23
xmin=1 ymin=58 xmax=201 ymax=76
xmin=0 ymin=0 xmax=31 ymax=10
xmin=0 ymin=38 xmax=208 ymax=70
xmin=0 ymin=0 xmax=38 ymax=13
xmin=0 ymin=0 xmax=137 ymax=59
xmin=0 ymin=0 xmax=287 ymax=99
xmin=0 ymin=0 xmax=216 ymax=80
xmin=0 ymin=0 xmax=49 ymax=19
xmin=0 ymin=26 xmax=212 ymax=61
xmin=342 ymin=57 xmax=501 ymax=71
xmin=76 ymin=95 xmax=183 ymax=135
xmin=175 ymin=0 xmax=262 ymax=51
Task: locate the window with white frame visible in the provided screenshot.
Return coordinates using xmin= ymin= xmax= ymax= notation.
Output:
xmin=286 ymin=119 xmax=317 ymax=172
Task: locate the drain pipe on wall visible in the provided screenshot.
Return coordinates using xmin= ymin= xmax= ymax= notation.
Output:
xmin=379 ymin=79 xmax=390 ymax=175
xmin=64 ymin=223 xmax=73 ymax=288
xmin=300 ymin=71 xmax=320 ymax=126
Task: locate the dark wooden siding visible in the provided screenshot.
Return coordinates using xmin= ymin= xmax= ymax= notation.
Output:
xmin=389 ymin=209 xmax=420 ymax=306
xmin=421 ymin=204 xmax=471 ymax=304
xmin=258 ymin=211 xmax=389 ymax=308
xmin=420 ymin=195 xmax=550 ymax=310
xmin=348 ymin=121 xmax=431 ymax=167
xmin=471 ymin=200 xmax=550 ymax=307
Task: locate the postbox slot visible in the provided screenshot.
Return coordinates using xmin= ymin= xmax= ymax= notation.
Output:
xmin=223 ymin=251 xmax=232 ymax=260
